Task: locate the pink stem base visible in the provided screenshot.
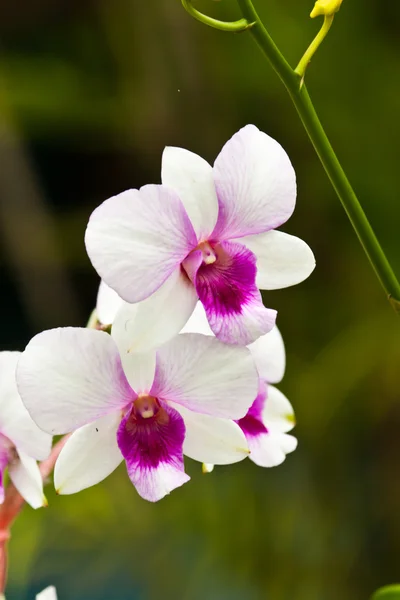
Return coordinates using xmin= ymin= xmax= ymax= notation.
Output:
xmin=0 ymin=435 xmax=70 ymax=593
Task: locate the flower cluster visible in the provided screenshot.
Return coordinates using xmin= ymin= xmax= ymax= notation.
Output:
xmin=2 ymin=125 xmax=314 ymax=504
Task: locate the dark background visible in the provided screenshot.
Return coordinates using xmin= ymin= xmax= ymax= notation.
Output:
xmin=0 ymin=0 xmax=400 ymax=598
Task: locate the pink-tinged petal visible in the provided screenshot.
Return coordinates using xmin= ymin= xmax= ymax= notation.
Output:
xmin=152 ymin=333 xmax=258 ymax=420
xmin=182 ymin=305 xmax=285 ymax=383
xmin=238 ymin=383 xmax=297 ymax=467
xmin=205 ymin=294 xmax=276 ymax=347
xmin=132 ymin=461 xmax=189 ymax=503
xmin=237 ymin=380 xmax=268 ymax=438
xmin=55 ymin=412 xmax=124 ymax=495
xmin=212 ymin=125 xmax=296 ymax=240
xmin=262 ymin=385 xmax=296 ymax=433
xmin=162 ymin=147 xmax=218 ymax=240
xmin=17 ymin=328 xmax=133 ymax=435
xmin=0 ymin=352 xmax=52 ymax=460
xmin=112 ymin=268 xmax=198 ymax=355
xmin=248 ymin=326 xmax=286 ymax=384
xmin=172 ymin=402 xmax=249 ymax=464
xmin=117 ymin=400 xmax=189 ymax=502
xmin=36 ymin=587 xmax=58 ymax=600
xmin=120 ymin=351 xmax=157 ymax=396
xmin=85 ymin=185 xmax=197 ymax=303
xmin=240 ymin=230 xmax=315 ymax=290
xmin=190 ymin=240 xmax=276 ymax=345
xmin=8 ymin=451 xmax=47 ymax=509
xmin=248 ymin=431 xmax=297 ymax=468
xmin=96 ymin=281 xmax=124 ymax=326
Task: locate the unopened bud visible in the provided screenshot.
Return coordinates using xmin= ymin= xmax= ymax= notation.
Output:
xmin=202 ymin=463 xmax=214 ymax=474
xmin=310 ymin=0 xmax=343 ymax=18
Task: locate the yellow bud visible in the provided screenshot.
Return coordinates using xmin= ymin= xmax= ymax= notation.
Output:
xmin=310 ymin=0 xmax=343 ymax=18
xmin=202 ymin=463 xmax=214 ymax=474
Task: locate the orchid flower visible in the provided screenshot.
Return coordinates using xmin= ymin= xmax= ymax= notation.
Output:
xmin=0 ymin=352 xmax=51 ymax=509
xmin=85 ymin=125 xmax=315 ymax=346
xmin=16 ymin=324 xmax=258 ymax=502
xmin=96 ymin=282 xmax=296 ymax=466
xmin=182 ymin=305 xmax=297 ymax=468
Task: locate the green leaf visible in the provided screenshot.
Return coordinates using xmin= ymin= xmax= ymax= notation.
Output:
xmin=372 ymin=585 xmax=400 ymax=600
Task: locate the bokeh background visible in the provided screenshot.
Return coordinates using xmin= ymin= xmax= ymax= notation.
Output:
xmin=0 ymin=0 xmax=400 ymax=598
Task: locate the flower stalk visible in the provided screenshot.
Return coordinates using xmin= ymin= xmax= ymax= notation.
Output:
xmin=181 ymin=0 xmax=253 ymax=33
xmin=0 ymin=436 xmax=70 ymax=594
xmin=182 ymin=0 xmax=400 ymax=312
xmin=295 ymin=15 xmax=334 ymax=79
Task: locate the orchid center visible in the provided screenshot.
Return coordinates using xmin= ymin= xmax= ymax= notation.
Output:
xmin=197 ymin=241 xmax=217 ymax=265
xmin=133 ymin=395 xmax=159 ymax=420
xmin=182 ymin=241 xmax=218 ymax=282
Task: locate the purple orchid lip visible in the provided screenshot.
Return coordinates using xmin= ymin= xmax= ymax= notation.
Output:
xmin=182 ymin=239 xmax=276 ymax=345
xmin=237 ymin=381 xmax=269 ymax=439
xmin=195 ymin=241 xmax=257 ymax=317
xmin=182 ymin=240 xmax=257 ymax=317
xmin=238 ymin=412 xmax=269 ymax=438
xmin=116 ymin=395 xmax=187 ymax=500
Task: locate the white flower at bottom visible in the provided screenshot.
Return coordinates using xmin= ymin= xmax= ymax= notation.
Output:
xmin=36 ymin=587 xmax=57 ymax=600
xmin=0 ymin=352 xmax=51 ymax=509
xmin=182 ymin=304 xmax=297 ymax=469
xmin=17 ymin=327 xmax=258 ymax=502
xmin=96 ymin=285 xmax=297 ymax=469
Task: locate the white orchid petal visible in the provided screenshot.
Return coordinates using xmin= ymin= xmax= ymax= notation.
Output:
xmin=36 ymin=586 xmax=58 ymax=600
xmin=248 ymin=327 xmax=286 ymax=384
xmin=180 ymin=302 xmax=212 ymax=336
xmin=248 ymin=432 xmax=297 ymax=468
xmin=262 ymin=385 xmax=296 ymax=433
xmin=162 ymin=147 xmax=218 ymax=240
xmin=96 ymin=281 xmax=124 ymax=326
xmin=172 ymin=403 xmax=249 ymax=464
xmin=152 ymin=334 xmax=258 ymax=420
xmin=182 ymin=306 xmax=286 ymax=384
xmin=55 ymin=412 xmax=124 ymax=495
xmin=118 ymin=351 xmax=156 ymax=395
xmin=8 ymin=451 xmax=46 ymax=509
xmin=17 ymin=328 xmax=132 ymax=435
xmin=112 ymin=268 xmax=198 ymax=354
xmin=213 ymin=125 xmax=296 ymax=240
xmin=0 ymin=352 xmax=52 ymax=460
xmin=241 ymin=230 xmax=315 ymax=290
xmin=85 ymin=185 xmax=197 ymax=303
xmin=129 ymin=461 xmax=190 ymax=503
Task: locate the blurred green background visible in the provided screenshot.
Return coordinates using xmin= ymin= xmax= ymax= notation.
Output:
xmin=0 ymin=0 xmax=399 ymax=598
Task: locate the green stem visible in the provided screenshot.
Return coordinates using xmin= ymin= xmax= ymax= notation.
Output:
xmin=236 ymin=0 xmax=400 ymax=310
xmin=181 ymin=0 xmax=252 ymax=33
xmin=295 ymin=15 xmax=334 ymax=77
